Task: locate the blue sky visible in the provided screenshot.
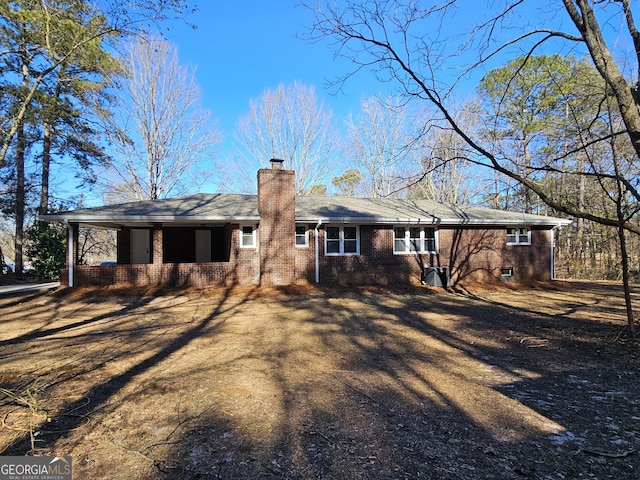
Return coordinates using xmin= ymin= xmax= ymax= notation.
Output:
xmin=163 ymin=0 xmax=637 ymax=126
xmin=164 ymin=1 xmax=385 ymax=149
xmin=156 ymin=0 xmax=513 ymax=195
xmin=75 ymin=1 xmax=636 ymax=202
xmin=159 ymin=1 xmax=604 ymax=158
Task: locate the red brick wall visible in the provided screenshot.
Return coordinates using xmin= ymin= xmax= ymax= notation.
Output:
xmin=152 ymin=225 xmax=163 ymax=264
xmin=302 ymin=225 xmax=553 ymax=286
xmin=294 ymin=223 xmax=317 ymax=283
xmin=257 ymin=167 xmax=296 ymax=286
xmin=61 ymin=262 xmax=249 ymax=288
xmin=63 ymin=218 xmax=554 ymax=288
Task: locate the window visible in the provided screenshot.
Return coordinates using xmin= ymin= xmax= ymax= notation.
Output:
xmin=295 ymin=225 xmax=308 ymax=247
xmin=501 ymin=267 xmax=514 ymax=277
xmin=240 ymin=225 xmax=256 ymax=248
xmin=394 ymin=226 xmax=437 ymax=254
xmin=506 ymin=227 xmax=531 ymax=245
xmin=325 ymin=225 xmax=359 ymax=255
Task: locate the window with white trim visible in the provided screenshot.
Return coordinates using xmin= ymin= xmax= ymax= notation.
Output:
xmin=240 ymin=224 xmax=257 ymax=248
xmin=501 ymin=267 xmax=514 ymax=277
xmin=325 ymin=225 xmax=359 ymax=255
xmin=295 ymin=225 xmax=308 ymax=247
xmin=506 ymin=227 xmax=531 ymax=245
xmin=394 ymin=226 xmax=438 ymax=254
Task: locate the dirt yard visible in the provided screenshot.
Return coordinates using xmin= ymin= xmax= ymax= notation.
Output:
xmin=0 ymin=281 xmax=639 ymax=479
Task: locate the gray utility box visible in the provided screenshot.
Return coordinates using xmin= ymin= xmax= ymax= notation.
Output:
xmin=422 ymin=266 xmax=450 ymax=287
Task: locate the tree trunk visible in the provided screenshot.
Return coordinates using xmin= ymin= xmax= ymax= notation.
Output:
xmin=564 ymin=0 xmax=640 ymax=161
xmin=618 ymin=216 xmax=636 ymax=336
xmin=14 ymin=51 xmax=29 ymax=278
xmin=522 ymin=137 xmax=532 ymax=214
xmin=14 ymin=120 xmax=25 ymax=278
xmin=40 ymin=121 xmax=51 ymax=213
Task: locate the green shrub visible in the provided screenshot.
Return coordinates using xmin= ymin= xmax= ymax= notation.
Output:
xmin=24 ymin=221 xmax=67 ymax=279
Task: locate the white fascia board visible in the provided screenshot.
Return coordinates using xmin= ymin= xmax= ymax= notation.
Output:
xmin=295 ymin=216 xmax=440 ymax=224
xmin=41 ymin=213 xmax=570 ymax=228
xmin=40 ymin=214 xmax=261 ymax=224
xmin=295 ymin=216 xmax=571 ymax=227
xmin=437 ymin=218 xmax=573 ymax=227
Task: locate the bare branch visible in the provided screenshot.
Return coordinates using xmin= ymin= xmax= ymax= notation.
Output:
xmin=101 ymin=34 xmax=220 ymax=201
xmin=233 ymin=81 xmax=335 ymax=195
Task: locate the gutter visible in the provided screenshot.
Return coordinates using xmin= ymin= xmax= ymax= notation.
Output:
xmin=550 ymin=219 xmax=572 ymax=281
xmin=42 ymin=214 xmax=572 ymax=229
xmin=40 ymin=214 xmax=262 ymax=224
xmin=296 ymin=216 xmax=572 ymax=227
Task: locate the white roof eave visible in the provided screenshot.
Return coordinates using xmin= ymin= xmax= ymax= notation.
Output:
xmin=39 ymin=214 xmax=262 ymax=224
xmin=295 ymin=216 xmax=572 ymax=227
xmin=40 ymin=214 xmax=571 ymax=228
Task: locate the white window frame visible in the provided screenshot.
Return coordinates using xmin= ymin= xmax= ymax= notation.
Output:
xmin=393 ymin=226 xmax=438 ymax=254
xmin=295 ymin=225 xmax=308 ymax=247
xmin=324 ymin=225 xmax=360 ymax=256
xmin=240 ymin=224 xmax=257 ymax=248
xmin=506 ymin=227 xmax=531 ymax=245
xmin=501 ymin=267 xmax=514 ymax=277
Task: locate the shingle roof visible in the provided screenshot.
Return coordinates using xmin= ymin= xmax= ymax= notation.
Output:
xmin=39 ymin=193 xmax=570 ymax=228
xmin=41 ymin=194 xmax=259 ymax=228
xmin=295 ymin=196 xmax=566 ymax=225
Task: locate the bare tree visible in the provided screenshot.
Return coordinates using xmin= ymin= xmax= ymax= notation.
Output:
xmin=306 ymin=1 xmax=640 ymax=229
xmin=233 ymin=81 xmax=335 ymax=195
xmin=409 ymin=99 xmax=485 ymax=204
xmin=343 ymin=95 xmax=417 ymax=197
xmin=305 ymin=0 xmax=640 ymax=334
xmin=102 ymin=34 xmax=220 ymax=201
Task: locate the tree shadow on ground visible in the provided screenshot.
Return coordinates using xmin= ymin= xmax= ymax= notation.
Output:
xmin=156 ymin=286 xmax=639 ymax=479
xmin=0 ymin=285 xmax=256 ymax=459
xmin=1 ymin=284 xmax=638 ymax=479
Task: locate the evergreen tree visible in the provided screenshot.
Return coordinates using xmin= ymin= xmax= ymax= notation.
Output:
xmin=0 ymin=0 xmax=194 ymax=275
xmin=24 ymin=220 xmax=66 ymax=279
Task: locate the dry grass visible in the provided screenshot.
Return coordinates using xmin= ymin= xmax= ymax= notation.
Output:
xmin=0 ymin=280 xmax=638 ymax=479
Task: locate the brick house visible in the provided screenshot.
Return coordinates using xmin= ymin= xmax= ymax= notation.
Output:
xmin=40 ymin=159 xmax=570 ymax=288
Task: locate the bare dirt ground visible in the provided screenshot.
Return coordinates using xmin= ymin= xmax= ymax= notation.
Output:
xmin=0 ymin=280 xmax=639 ymax=479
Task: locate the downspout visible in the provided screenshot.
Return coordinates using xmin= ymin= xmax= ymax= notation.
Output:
xmin=315 ymin=219 xmax=322 ymax=283
xmin=551 ymin=220 xmax=571 ymax=281
xmin=550 ymin=227 xmax=556 ymax=281
xmin=65 ymin=220 xmax=74 ymax=287
xmin=550 ymin=223 xmax=565 ymax=281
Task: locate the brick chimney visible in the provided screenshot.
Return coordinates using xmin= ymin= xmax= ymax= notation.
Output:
xmin=257 ymin=159 xmax=296 ymax=286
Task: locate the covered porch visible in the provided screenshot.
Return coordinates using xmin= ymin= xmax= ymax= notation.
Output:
xmin=62 ymin=221 xmax=259 ymax=288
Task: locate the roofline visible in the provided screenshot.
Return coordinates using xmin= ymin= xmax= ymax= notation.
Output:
xmin=296 ymin=216 xmax=572 ymax=227
xmin=40 ymin=212 xmax=571 ymax=228
xmin=38 ymin=214 xmax=262 ymax=223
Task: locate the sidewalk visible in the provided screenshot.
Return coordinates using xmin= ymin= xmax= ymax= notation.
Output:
xmin=0 ymin=281 xmax=60 ymax=296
